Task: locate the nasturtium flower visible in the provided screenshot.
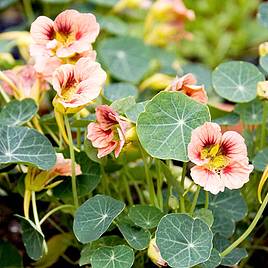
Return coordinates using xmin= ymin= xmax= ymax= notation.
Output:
xmin=257 ymin=81 xmax=268 ymax=99
xmin=148 ymin=238 xmax=167 ymax=267
xmin=87 ymin=105 xmax=131 ymax=158
xmin=52 ymin=57 xmax=106 ymax=113
xmin=188 ymin=122 xmax=253 ymax=194
xmin=1 ymin=64 xmax=48 ymax=101
xmin=168 ymin=73 xmax=208 ymax=104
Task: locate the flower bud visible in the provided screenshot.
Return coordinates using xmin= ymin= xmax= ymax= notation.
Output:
xmin=168 ymin=194 xmax=180 ymax=210
xmin=257 ymin=81 xmax=268 ymax=99
xmin=125 ymin=126 xmax=137 ymax=142
xmin=139 ymin=73 xmax=173 ymax=91
xmin=148 ymin=238 xmax=167 ymax=267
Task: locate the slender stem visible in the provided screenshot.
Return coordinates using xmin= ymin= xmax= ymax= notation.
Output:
xmin=190 ymin=185 xmax=201 ymax=215
xmin=0 ymin=86 xmax=10 ymax=103
xmin=42 ymin=124 xmax=61 ymax=146
xmin=183 ymin=181 xmax=195 ymax=197
xmin=204 ymin=191 xmax=209 ymax=209
xmin=77 ymin=127 xmax=81 ymax=149
xmin=64 ymin=115 xmax=79 ymax=208
xmin=32 ymin=116 xmax=44 ymax=134
xmin=221 ymin=191 xmax=268 ymax=257
xmin=31 ymin=191 xmax=42 ymax=232
xmin=22 ymin=0 xmax=35 ymax=24
xmin=260 ymin=100 xmax=268 ymax=149
xmin=156 ymin=159 xmax=163 ymax=211
xmin=123 ymin=173 xmax=133 ymax=205
xmin=40 ymin=205 xmax=74 ymax=225
xmin=180 ymin=162 xmax=187 ymax=213
xmin=0 ymin=71 xmax=21 ymax=98
xmin=24 ymin=189 xmax=31 ymax=219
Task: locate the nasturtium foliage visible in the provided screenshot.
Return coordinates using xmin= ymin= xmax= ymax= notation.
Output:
xmin=97 ymin=15 xmax=128 ymax=36
xmin=212 ymin=61 xmax=264 ymax=103
xmin=137 ymin=92 xmax=210 ymax=161
xmin=111 ymin=96 xmax=136 ymax=114
xmin=117 ymin=217 xmax=151 ymax=250
xmin=213 ymin=113 xmax=240 ymax=126
xmin=125 ymin=101 xmax=148 ymax=123
xmin=98 ymin=36 xmax=152 ymax=83
xmin=156 ymin=214 xmax=213 ymax=268
xmin=0 ymin=126 xmax=56 ymax=170
xmin=128 ymin=205 xmax=164 ymax=229
xmin=0 ymin=240 xmax=23 ymax=268
xmin=17 ymin=215 xmax=45 ymax=261
xmin=91 ymin=245 xmax=134 ymax=268
xmin=193 ymin=208 xmax=214 ymax=227
xmin=259 ymin=55 xmax=268 ymax=73
xmin=258 ymin=2 xmax=268 ymax=28
xmin=73 ymin=195 xmax=125 ymax=243
xmin=87 ymin=0 xmax=119 ymax=7
xmin=0 ymin=98 xmax=38 ymax=126
xmin=200 ymin=248 xmax=221 ymax=268
xmin=252 ymin=148 xmax=268 ymax=171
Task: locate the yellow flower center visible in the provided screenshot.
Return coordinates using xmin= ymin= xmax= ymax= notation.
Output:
xmin=56 ymin=32 xmax=75 ymax=46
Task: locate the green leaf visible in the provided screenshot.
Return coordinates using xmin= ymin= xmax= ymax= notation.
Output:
xmin=103 ymin=82 xmax=137 ymax=102
xmin=258 ymin=3 xmax=268 ymax=28
xmin=86 ymin=0 xmax=119 ymax=7
xmin=212 ymin=61 xmax=264 ymax=103
xmin=91 ymin=245 xmax=134 ymax=268
xmin=193 ymin=208 xmax=214 ymax=227
xmin=137 ymin=92 xmax=210 ymax=161
xmin=0 ymin=99 xmax=38 ymax=126
xmin=73 ymin=195 xmax=125 ymax=244
xmin=0 ymin=0 xmax=17 ymax=10
xmin=200 ymin=248 xmax=221 ymax=268
xmin=221 ymin=248 xmax=247 ymax=267
xmin=98 ymin=37 xmax=152 ymax=83
xmin=213 ymin=113 xmax=240 ymax=126
xmin=125 ymin=101 xmax=148 ymax=123
xmin=260 ymin=55 xmax=268 ymax=73
xmin=17 ymin=215 xmax=45 ymax=261
xmin=117 ymin=217 xmax=151 ymax=250
xmin=98 ymin=15 xmax=128 ymax=36
xmin=235 ymin=99 xmax=263 ymax=124
xmin=84 ymin=138 xmax=102 ymax=164
xmin=252 ymin=147 xmax=268 ymax=171
xmin=156 ymin=213 xmax=213 ymax=268
xmin=0 ymin=126 xmax=56 ymax=170
xmin=128 ymin=205 xmax=164 ymax=229
xmin=0 ymin=240 xmax=23 ymax=268
xmin=110 ymin=96 xmax=136 ymax=114
xmin=79 ymin=235 xmax=125 ymax=266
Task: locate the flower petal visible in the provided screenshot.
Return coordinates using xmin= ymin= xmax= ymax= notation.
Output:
xmin=54 ymin=10 xmax=78 ymax=36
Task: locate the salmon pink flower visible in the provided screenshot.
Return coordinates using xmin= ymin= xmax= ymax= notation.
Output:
xmin=168 ymin=73 xmax=208 ymax=104
xmin=188 ymin=122 xmax=253 ymax=194
xmin=52 ymin=57 xmax=106 ymax=113
xmin=87 ymin=105 xmax=130 ymax=158
xmin=1 ymin=64 xmax=48 ymax=101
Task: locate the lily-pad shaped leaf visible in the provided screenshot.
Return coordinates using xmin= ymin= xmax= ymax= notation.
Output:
xmin=193 ymin=208 xmax=214 ymax=227
xmin=111 ymin=96 xmax=136 ymax=114
xmin=0 ymin=98 xmax=38 ymax=126
xmin=128 ymin=205 xmax=164 ymax=229
xmin=213 ymin=113 xmax=240 ymax=126
xmin=252 ymin=148 xmax=268 ymax=171
xmin=156 ymin=213 xmax=213 ymax=268
xmin=98 ymin=37 xmax=152 ymax=83
xmin=117 ymin=217 xmax=151 ymax=250
xmin=104 ymin=82 xmax=137 ymax=102
xmin=137 ymin=92 xmax=210 ymax=161
xmin=235 ymin=99 xmax=263 ymax=124
xmin=125 ymin=101 xmax=148 ymax=123
xmin=258 ymin=3 xmax=268 ymax=28
xmin=73 ymin=195 xmax=125 ymax=243
xmin=0 ymin=240 xmax=23 ymax=268
xmin=260 ymin=55 xmax=268 ymax=73
xmin=0 ymin=126 xmax=56 ymax=170
xmin=212 ymin=61 xmax=264 ymax=103
xmin=221 ymin=248 xmax=248 ymax=267
xmin=200 ymin=248 xmax=221 ymax=268
xmin=98 ymin=15 xmax=128 ymax=36
xmin=16 ymin=215 xmax=45 ymax=261
xmin=91 ymin=245 xmax=134 ymax=268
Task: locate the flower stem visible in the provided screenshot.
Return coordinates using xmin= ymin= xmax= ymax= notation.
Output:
xmin=180 ymin=162 xmax=187 ymax=213
xmin=190 ymin=185 xmax=201 ymax=215
xmin=220 ymin=190 xmax=268 ymax=257
xmin=260 ymin=100 xmax=268 ymax=149
xmin=204 ymin=191 xmax=209 ymax=209
xmin=156 ymin=159 xmax=164 ymax=211
xmin=31 ymin=191 xmax=42 ymax=233
xmin=123 ymin=173 xmax=133 ymax=205
xmin=64 ymin=115 xmax=79 ymax=208
xmin=22 ymin=0 xmax=35 ymax=24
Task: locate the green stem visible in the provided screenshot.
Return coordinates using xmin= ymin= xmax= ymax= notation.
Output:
xmin=260 ymin=100 xmax=268 ymax=149
xmin=221 ymin=191 xmax=268 ymax=257
xmin=0 ymin=86 xmax=10 ymax=103
xmin=64 ymin=115 xmax=79 ymax=208
xmin=155 ymin=159 xmax=163 ymax=211
xmin=190 ymin=185 xmax=201 ymax=215
xmin=123 ymin=173 xmax=133 ymax=205
xmin=32 ymin=191 xmax=41 ymax=232
xmin=40 ymin=205 xmax=74 ymax=225
xmin=180 ymin=162 xmax=187 ymax=213
xmin=204 ymin=191 xmax=209 ymax=209
xmin=42 ymin=124 xmax=61 ymax=147
xmin=22 ymin=0 xmax=35 ymax=24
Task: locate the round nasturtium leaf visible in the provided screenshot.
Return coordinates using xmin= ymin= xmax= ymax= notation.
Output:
xmin=137 ymin=92 xmax=210 ymax=161
xmin=73 ymin=195 xmax=125 ymax=244
xmin=259 ymin=55 xmax=268 ymax=73
xmin=200 ymin=248 xmax=221 ymax=268
xmin=128 ymin=205 xmax=164 ymax=229
xmin=0 ymin=126 xmax=56 ymax=170
xmin=258 ymin=3 xmax=268 ymax=28
xmin=212 ymin=61 xmax=264 ymax=103
xmin=98 ymin=36 xmax=152 ymax=83
xmin=91 ymin=245 xmax=134 ymax=268
xmin=252 ymin=148 xmax=268 ymax=171
xmin=156 ymin=214 xmax=213 ymax=268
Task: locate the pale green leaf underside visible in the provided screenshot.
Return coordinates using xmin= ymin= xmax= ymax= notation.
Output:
xmin=0 ymin=126 xmax=56 ymax=170
xmin=91 ymin=245 xmax=134 ymax=268
xmin=212 ymin=61 xmax=264 ymax=103
xmin=156 ymin=213 xmax=213 ymax=268
xmin=73 ymin=195 xmax=125 ymax=244
xmin=137 ymin=92 xmax=210 ymax=161
xmin=0 ymin=98 xmax=38 ymax=126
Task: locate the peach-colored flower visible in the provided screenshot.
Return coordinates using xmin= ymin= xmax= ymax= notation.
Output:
xmin=52 ymin=57 xmax=106 ymax=111
xmin=1 ymin=64 xmax=48 ymax=101
xmin=87 ymin=105 xmax=130 ymax=158
xmin=188 ymin=122 xmax=253 ymax=194
xmin=168 ymin=73 xmax=208 ymax=104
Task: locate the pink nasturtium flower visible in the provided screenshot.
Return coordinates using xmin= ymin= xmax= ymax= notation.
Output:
xmin=168 ymin=73 xmax=208 ymax=104
xmin=188 ymin=122 xmax=253 ymax=194
xmin=52 ymin=57 xmax=106 ymax=113
xmin=1 ymin=64 xmax=48 ymax=101
xmin=87 ymin=105 xmax=131 ymax=158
